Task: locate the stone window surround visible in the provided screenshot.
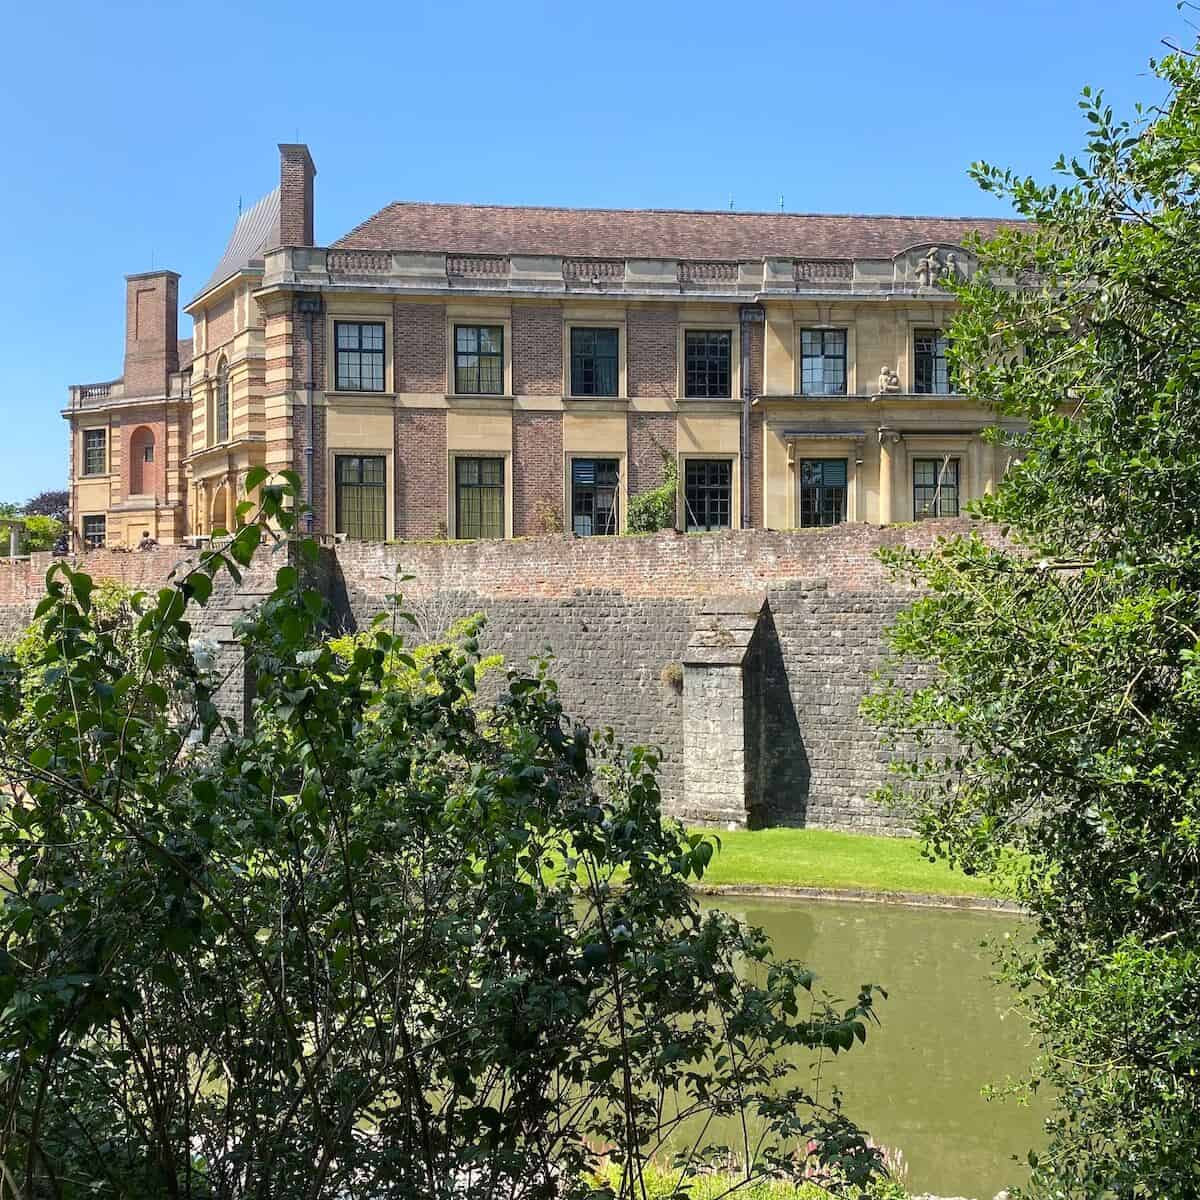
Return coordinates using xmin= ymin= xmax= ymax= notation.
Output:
xmin=562 ymin=450 xmax=628 ymax=537
xmin=445 ymin=311 xmax=514 ymax=400
xmin=896 ymin=433 xmax=977 ymax=521
xmin=676 ymin=321 xmax=740 ymax=401
xmin=325 ymin=445 xmax=395 ymax=541
xmin=446 ymin=449 xmax=514 ymax=540
xmin=901 ymin=315 xmax=958 ymax=396
xmin=676 ymin=451 xmax=740 ymax=531
xmin=81 ymin=426 xmax=109 ymax=477
xmin=793 ymin=320 xmax=857 ymax=396
xmin=81 ymin=514 xmax=107 ymax=548
xmin=562 ymin=317 xmax=628 ymax=399
xmin=325 ymin=305 xmax=395 ymax=397
xmin=782 ymin=435 xmax=863 ymax=526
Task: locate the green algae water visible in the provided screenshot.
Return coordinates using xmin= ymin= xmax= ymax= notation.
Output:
xmin=698 ymin=897 xmax=1046 ymax=1198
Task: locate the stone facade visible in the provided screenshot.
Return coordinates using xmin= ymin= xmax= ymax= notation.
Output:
xmin=64 ymin=141 xmax=1028 ymax=553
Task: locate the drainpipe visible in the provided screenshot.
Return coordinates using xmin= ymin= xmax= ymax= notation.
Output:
xmin=738 ymin=304 xmax=764 ymax=528
xmin=296 ymin=294 xmax=323 ymax=531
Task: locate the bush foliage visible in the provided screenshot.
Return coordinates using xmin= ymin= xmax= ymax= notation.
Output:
xmin=0 ymin=470 xmax=886 ymax=1199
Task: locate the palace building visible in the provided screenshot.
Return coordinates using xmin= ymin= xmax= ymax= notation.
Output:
xmin=65 ymin=143 xmax=1023 ymax=550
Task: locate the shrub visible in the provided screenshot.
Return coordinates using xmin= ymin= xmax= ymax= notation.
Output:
xmin=628 ymin=456 xmax=678 ymax=533
xmin=0 ymin=471 xmax=887 ymax=1199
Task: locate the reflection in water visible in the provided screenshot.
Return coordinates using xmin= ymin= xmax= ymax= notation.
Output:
xmin=697 ymin=898 xmax=1045 ymax=1198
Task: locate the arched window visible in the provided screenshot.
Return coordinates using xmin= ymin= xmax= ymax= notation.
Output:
xmin=215 ymin=358 xmax=230 ymax=443
xmin=128 ymin=425 xmax=156 ymax=495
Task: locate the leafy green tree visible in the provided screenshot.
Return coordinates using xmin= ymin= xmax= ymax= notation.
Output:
xmin=0 ymin=471 xmax=885 ymax=1200
xmin=24 ymin=490 xmax=69 ymax=523
xmin=865 ymin=46 xmax=1200 ymax=1199
xmin=21 ymin=514 xmax=65 ymax=552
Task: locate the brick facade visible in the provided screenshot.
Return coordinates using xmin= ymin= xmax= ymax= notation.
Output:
xmin=394 ymin=302 xmax=446 ymax=393
xmin=123 ymin=272 xmax=179 ymax=397
xmin=628 ymin=412 xmax=677 ymax=496
xmin=513 ymin=412 xmax=564 ymax=535
xmin=627 ymin=306 xmax=678 ymax=398
xmin=278 ymin=143 xmax=316 ymax=248
xmin=749 ymin=410 xmax=764 ymax=529
xmin=512 ymin=303 xmax=563 ymax=395
xmin=394 ymin=409 xmax=447 ymax=536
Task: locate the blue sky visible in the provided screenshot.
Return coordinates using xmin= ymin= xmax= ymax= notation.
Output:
xmin=0 ymin=0 xmax=1189 ymax=501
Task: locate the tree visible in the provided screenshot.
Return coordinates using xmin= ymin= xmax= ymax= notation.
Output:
xmin=24 ymin=490 xmax=69 ymax=523
xmin=864 ymin=46 xmax=1200 ymax=1199
xmin=0 ymin=470 xmax=886 ymax=1200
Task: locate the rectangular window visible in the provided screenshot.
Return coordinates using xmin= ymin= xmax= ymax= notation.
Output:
xmin=454 ymin=325 xmax=504 ymax=395
xmin=684 ymin=459 xmax=732 ymax=531
xmin=142 ymin=443 xmax=154 ymax=463
xmin=334 ymin=321 xmax=386 ymax=392
xmin=82 ymin=515 xmax=106 ymax=549
xmin=800 ymin=329 xmax=847 ymax=395
xmin=798 ymin=458 xmax=848 ymax=527
xmin=913 ymin=457 xmax=960 ymax=518
xmin=335 ymin=454 xmax=387 ymax=541
xmin=570 ymin=327 xmax=619 ymax=396
xmin=571 ymin=459 xmax=619 ymax=536
xmin=83 ymin=429 xmax=107 ymax=476
xmin=684 ymin=330 xmax=732 ymax=398
xmin=455 ymin=457 xmax=504 ymax=539
xmin=914 ymin=329 xmax=951 ymax=394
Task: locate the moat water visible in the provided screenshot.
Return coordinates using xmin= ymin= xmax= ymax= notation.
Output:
xmin=697 ymin=896 xmax=1046 ymax=1198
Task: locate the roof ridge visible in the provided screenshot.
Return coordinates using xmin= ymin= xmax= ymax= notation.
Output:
xmin=365 ymin=198 xmax=1022 ymax=223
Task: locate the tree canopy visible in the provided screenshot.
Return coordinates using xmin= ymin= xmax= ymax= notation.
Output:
xmin=866 ymin=46 xmax=1200 ymax=1198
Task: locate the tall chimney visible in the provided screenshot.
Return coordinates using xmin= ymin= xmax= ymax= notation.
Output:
xmin=123 ymin=270 xmax=180 ymax=397
xmin=278 ymin=143 xmax=316 ymax=247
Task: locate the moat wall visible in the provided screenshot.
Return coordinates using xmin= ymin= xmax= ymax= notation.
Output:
xmin=0 ymin=523 xmax=988 ymax=833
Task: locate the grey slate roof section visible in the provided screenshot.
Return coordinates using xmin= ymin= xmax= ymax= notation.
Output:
xmin=193 ymin=188 xmax=281 ymax=302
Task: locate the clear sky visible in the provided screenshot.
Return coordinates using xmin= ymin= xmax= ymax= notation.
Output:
xmin=0 ymin=0 xmax=1190 ymax=501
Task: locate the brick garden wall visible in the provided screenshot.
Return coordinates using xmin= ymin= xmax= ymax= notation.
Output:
xmin=329 ymin=521 xmax=991 ymax=832
xmin=0 ymin=524 xmax=991 ymax=833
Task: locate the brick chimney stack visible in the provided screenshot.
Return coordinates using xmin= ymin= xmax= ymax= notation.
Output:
xmin=123 ymin=270 xmax=180 ymax=397
xmin=278 ymin=143 xmax=316 ymax=247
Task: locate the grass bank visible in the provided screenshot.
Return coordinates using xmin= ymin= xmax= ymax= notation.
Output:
xmin=694 ymin=828 xmax=1007 ymax=900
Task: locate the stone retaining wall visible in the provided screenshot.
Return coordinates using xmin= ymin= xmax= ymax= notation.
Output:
xmin=0 ymin=523 xmax=990 ymax=832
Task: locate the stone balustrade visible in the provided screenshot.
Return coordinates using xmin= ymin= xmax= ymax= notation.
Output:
xmin=263 ymin=244 xmax=972 ymax=299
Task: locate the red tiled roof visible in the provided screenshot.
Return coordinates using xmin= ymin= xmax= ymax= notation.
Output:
xmin=177 ymin=338 xmax=194 ymax=370
xmin=333 ymin=202 xmax=1026 ymax=261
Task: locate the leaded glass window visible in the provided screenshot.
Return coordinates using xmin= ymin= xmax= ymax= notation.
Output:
xmin=335 ymin=321 xmax=386 ymax=392
xmin=82 ymin=515 xmax=106 ymax=548
xmin=800 ymin=329 xmax=847 ymax=395
xmin=914 ymin=329 xmax=951 ymax=394
xmin=571 ymin=459 xmax=619 ymax=536
xmin=798 ymin=458 xmax=847 ymax=527
xmin=456 ymin=457 xmax=504 ymax=538
xmin=913 ymin=457 xmax=960 ymax=518
xmin=684 ymin=330 xmax=732 ymax=398
xmin=454 ymin=325 xmax=504 ymax=395
xmin=83 ymin=429 xmax=107 ymax=476
xmin=570 ymin=327 xmax=619 ymax=396
xmin=216 ymin=358 xmax=230 ymax=442
xmin=684 ymin=459 xmax=732 ymax=531
xmin=335 ymin=454 xmax=387 ymax=541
